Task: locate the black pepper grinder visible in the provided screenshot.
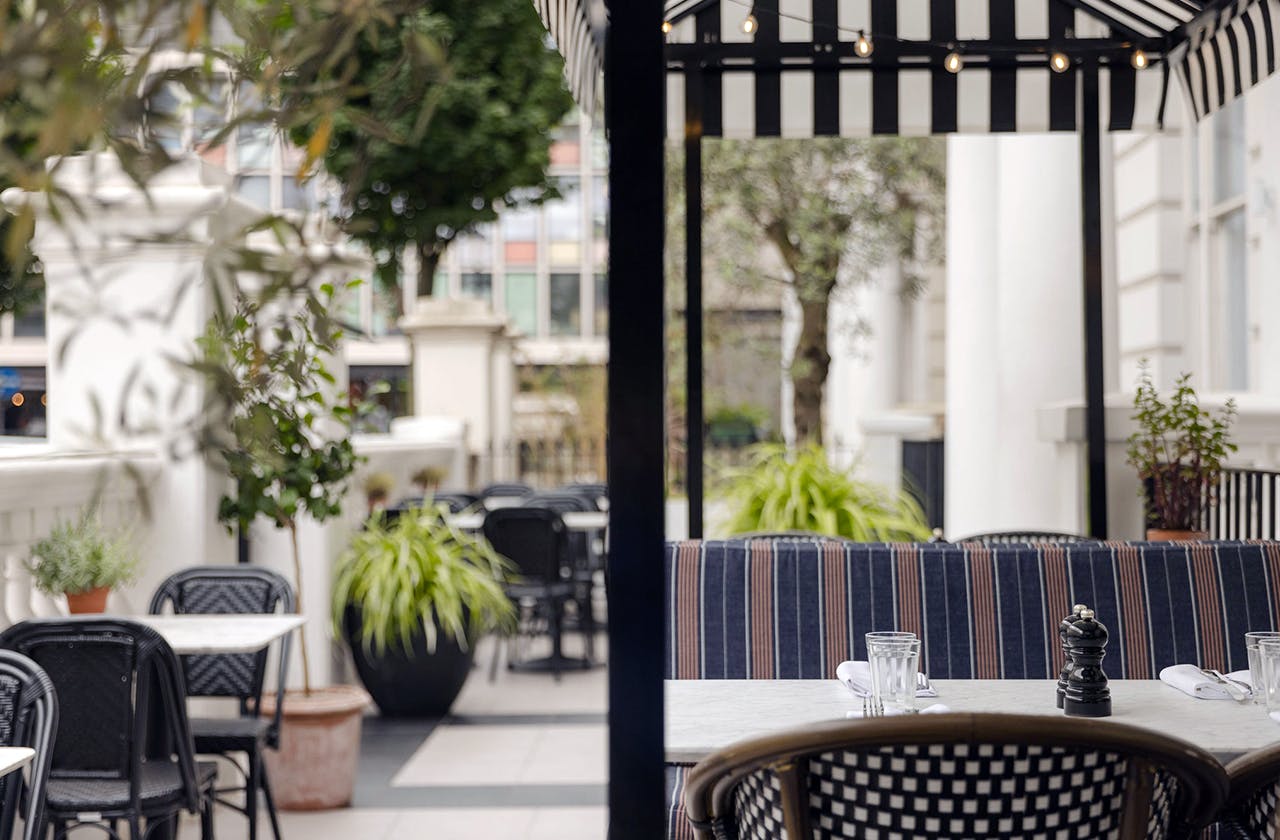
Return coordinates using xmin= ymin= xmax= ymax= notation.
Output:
xmin=1057 ymin=604 xmax=1088 ymax=709
xmin=1063 ymin=608 xmax=1112 ymax=717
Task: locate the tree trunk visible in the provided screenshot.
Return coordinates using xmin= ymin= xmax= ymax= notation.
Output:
xmin=791 ymin=297 xmax=831 ymax=445
xmin=416 ymin=242 xmax=442 ymax=300
xmin=288 ymin=519 xmax=312 ymax=696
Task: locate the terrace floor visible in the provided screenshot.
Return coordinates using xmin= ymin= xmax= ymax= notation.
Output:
xmin=210 ymin=634 xmax=608 ymax=840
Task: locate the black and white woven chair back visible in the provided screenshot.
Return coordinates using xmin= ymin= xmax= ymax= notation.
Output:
xmin=1222 ymin=743 xmax=1280 ymax=839
xmin=685 ymin=714 xmax=1228 ymax=840
xmin=0 ymin=650 xmax=57 ymax=840
xmin=149 ymin=566 xmax=295 ymax=700
xmin=954 ymin=531 xmax=1091 ymax=545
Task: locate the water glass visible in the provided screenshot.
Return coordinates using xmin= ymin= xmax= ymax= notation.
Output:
xmin=866 ymin=632 xmax=921 ymax=715
xmin=1257 ymin=637 xmax=1280 ymax=714
xmin=1247 ymin=631 xmax=1280 ymax=704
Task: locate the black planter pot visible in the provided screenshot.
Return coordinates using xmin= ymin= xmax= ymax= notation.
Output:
xmin=343 ymin=607 xmax=475 ymax=718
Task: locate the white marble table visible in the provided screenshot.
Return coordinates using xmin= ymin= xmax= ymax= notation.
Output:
xmin=448 ymin=510 xmax=609 ymax=532
xmin=666 ymin=679 xmax=1280 ymax=763
xmin=133 ymin=615 xmax=305 ymax=655
xmin=0 ymin=747 xmax=34 ymax=778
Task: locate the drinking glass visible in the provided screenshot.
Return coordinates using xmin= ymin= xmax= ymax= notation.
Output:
xmin=1257 ymin=637 xmax=1280 ymax=714
xmin=1247 ymin=631 xmax=1280 ymax=705
xmin=866 ymin=632 xmax=920 ymax=715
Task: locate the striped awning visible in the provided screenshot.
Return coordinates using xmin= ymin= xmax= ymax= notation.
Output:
xmin=532 ymin=0 xmax=1280 ymax=136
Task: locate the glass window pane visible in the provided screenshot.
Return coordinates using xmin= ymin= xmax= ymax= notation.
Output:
xmin=461 ymin=272 xmax=492 ymax=302
xmin=547 ymin=177 xmax=581 ymax=242
xmin=1213 ymin=98 xmax=1245 ymax=204
xmin=502 ymin=207 xmax=538 ymax=242
xmin=433 ymin=272 xmax=449 ymax=297
xmin=1220 ymin=208 xmax=1248 ymax=389
xmin=504 ymin=272 xmax=537 ymax=336
xmin=505 ymin=242 xmax=538 ymax=264
xmin=548 ymin=242 xmax=580 ymax=266
xmin=592 ymin=175 xmax=608 ymax=239
xmin=192 ymin=79 xmax=227 ymax=145
xmin=549 ymin=273 xmax=580 ymax=337
xmin=147 ymin=83 xmax=184 ymax=152
xmin=594 ymin=272 xmax=607 ymax=336
xmin=457 ymin=227 xmax=493 ymax=267
xmin=237 ymin=123 xmax=274 ymax=170
xmin=282 ymin=177 xmax=313 ymax=210
xmin=236 ymin=175 xmax=271 ymax=209
xmin=591 ymin=130 xmax=608 ymax=169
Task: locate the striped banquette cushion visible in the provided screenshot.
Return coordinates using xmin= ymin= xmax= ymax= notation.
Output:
xmin=664 ymin=538 xmax=1280 ymax=840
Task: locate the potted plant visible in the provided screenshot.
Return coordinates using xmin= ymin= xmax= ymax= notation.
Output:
xmin=1126 ymin=363 xmax=1237 ymax=540
xmin=333 ymin=506 xmax=515 ymax=717
xmin=201 ymin=291 xmax=368 ymax=810
xmin=410 ymin=465 xmax=447 ymax=497
xmin=27 ymin=511 xmax=139 ymax=613
xmin=724 ymin=443 xmax=931 ymax=541
xmin=363 ymin=471 xmax=395 ymax=515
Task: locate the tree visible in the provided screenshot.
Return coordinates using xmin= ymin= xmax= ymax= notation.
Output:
xmin=699 ymin=138 xmax=945 ymax=444
xmin=303 ymin=0 xmax=575 ymax=301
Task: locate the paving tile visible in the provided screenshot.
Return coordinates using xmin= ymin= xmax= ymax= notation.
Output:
xmin=526 ymin=807 xmax=608 ymax=840
xmin=389 ymin=807 xmax=538 ymax=839
xmin=391 ymin=724 xmax=606 ymax=787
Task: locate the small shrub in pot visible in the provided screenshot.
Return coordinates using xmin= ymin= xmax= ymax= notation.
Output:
xmin=27 ymin=512 xmax=139 ymax=613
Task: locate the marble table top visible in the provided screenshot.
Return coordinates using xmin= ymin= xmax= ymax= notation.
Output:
xmin=448 ymin=511 xmax=608 ymax=532
xmin=665 ymin=679 xmax=1280 ymax=763
xmin=0 ymin=748 xmax=35 ymax=778
xmin=133 ymin=614 xmax=305 ymax=655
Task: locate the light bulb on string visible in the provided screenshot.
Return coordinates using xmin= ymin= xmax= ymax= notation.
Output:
xmin=1049 ymin=51 xmax=1071 ymax=73
xmin=944 ymin=50 xmax=963 ymax=74
xmin=662 ymin=20 xmax=673 ymax=34
xmin=1131 ymin=48 xmax=1149 ymax=70
xmin=741 ymin=12 xmax=758 ymax=34
xmin=854 ymin=31 xmax=874 ymax=57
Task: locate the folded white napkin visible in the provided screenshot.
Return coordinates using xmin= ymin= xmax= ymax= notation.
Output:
xmin=837 ymin=660 xmax=938 ymax=698
xmin=1159 ymin=664 xmax=1252 ymax=699
xmin=846 ymin=703 xmax=951 ymax=719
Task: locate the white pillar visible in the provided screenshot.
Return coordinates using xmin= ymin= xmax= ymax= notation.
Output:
xmin=945 ymin=135 xmax=1086 ymax=537
xmin=4 ymin=153 xmax=258 ymax=586
xmin=400 ymin=297 xmax=514 ymax=486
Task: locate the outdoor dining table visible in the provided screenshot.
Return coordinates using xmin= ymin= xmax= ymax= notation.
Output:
xmin=0 ymin=747 xmax=34 ymax=779
xmin=447 ymin=510 xmax=609 ymax=533
xmin=665 ymin=679 xmax=1280 ymax=764
xmin=132 ymin=614 xmax=306 ymax=655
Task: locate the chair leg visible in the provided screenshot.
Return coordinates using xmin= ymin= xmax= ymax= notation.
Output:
xmin=258 ymin=760 xmax=284 ymax=840
xmin=128 ymin=816 xmax=142 ymax=840
xmin=549 ymin=598 xmax=565 ymax=682
xmin=246 ymin=751 xmax=261 ymax=840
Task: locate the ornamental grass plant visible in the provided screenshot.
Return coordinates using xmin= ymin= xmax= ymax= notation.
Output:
xmin=27 ymin=511 xmax=139 ymax=596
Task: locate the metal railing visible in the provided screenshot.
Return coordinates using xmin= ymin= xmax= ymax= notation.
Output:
xmin=1202 ymin=467 xmax=1280 ymax=540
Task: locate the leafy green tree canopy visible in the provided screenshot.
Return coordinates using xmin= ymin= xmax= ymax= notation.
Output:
xmin=300 ymin=0 xmax=575 ymax=298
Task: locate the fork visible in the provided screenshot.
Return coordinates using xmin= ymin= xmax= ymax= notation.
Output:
xmin=1200 ymin=668 xmax=1250 ymax=702
xmin=917 ymin=672 xmax=935 ymax=694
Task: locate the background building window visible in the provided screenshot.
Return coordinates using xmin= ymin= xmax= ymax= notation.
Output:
xmin=594 ymin=273 xmax=607 ymax=336
xmin=504 ymin=273 xmax=538 ymax=336
xmin=1218 ymin=208 xmax=1249 ymax=390
xmin=460 ymin=272 xmax=493 ymax=301
xmin=549 ymin=273 xmax=580 ymax=336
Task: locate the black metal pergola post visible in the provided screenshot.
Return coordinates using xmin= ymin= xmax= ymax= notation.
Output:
xmin=604 ymin=1 xmax=666 ymax=838
xmin=1080 ymin=59 xmax=1109 ymax=538
xmin=685 ymin=69 xmax=704 ymax=539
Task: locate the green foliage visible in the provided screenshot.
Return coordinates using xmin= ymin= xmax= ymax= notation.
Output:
xmin=332 ymin=506 xmax=516 ymax=656
xmin=724 ymin=444 xmax=931 ymax=542
xmin=27 ymin=512 xmax=139 ymax=596
xmin=1126 ymin=361 xmax=1237 ymax=531
xmin=200 ymin=288 xmax=360 ymax=534
xmin=298 ymin=0 xmax=575 ymax=297
xmin=411 ymin=466 xmax=447 ymax=490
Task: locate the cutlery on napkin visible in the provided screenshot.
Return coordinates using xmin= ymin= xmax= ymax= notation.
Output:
xmin=846 ymin=703 xmax=951 ymax=719
xmin=836 ymin=660 xmax=938 ymax=698
xmin=1159 ymin=664 xmax=1252 ymax=700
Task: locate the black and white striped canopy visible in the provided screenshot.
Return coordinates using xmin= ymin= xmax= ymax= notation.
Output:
xmin=534 ymin=0 xmax=1280 ymax=135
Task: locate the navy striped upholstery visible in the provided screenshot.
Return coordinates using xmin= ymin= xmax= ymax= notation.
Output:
xmin=664 ymin=538 xmax=1280 ymax=839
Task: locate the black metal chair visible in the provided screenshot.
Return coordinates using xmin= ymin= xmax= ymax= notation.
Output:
xmin=561 ymin=482 xmax=608 ymax=510
xmin=0 ymin=650 xmax=58 ymax=840
xmin=525 ymin=494 xmax=601 ymax=662
xmin=0 ymin=618 xmax=215 ymax=840
xmin=149 ymin=566 xmax=294 ymax=840
xmin=481 ymin=482 xmax=534 ymax=501
xmin=954 ymin=530 xmax=1092 ymax=545
xmin=685 ymin=713 xmax=1229 ymax=840
xmin=483 ymin=507 xmax=588 ymax=680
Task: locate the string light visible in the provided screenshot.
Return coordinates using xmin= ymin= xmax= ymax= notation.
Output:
xmin=741 ymin=12 xmax=758 ymax=34
xmin=662 ymin=20 xmax=673 ymax=34
xmin=40 ymin=394 xmax=46 ymax=407
xmin=1049 ymin=51 xmax=1071 ymax=73
xmin=854 ymin=30 xmax=873 ymax=57
xmin=944 ymin=49 xmax=963 ymax=73
xmin=1131 ymin=48 xmax=1149 ymax=70
xmin=10 ymin=393 xmax=23 ymax=407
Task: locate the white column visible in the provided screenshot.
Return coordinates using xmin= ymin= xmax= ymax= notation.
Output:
xmin=945 ymin=135 xmax=1087 ymax=537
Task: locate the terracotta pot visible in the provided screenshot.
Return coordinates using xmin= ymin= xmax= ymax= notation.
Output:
xmin=65 ymin=586 xmax=110 ymax=614
xmin=259 ymin=685 xmax=370 ymax=810
xmin=1146 ymin=528 xmax=1209 ymax=541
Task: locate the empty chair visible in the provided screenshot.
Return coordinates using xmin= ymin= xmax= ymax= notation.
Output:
xmin=1216 ymin=742 xmax=1280 ymax=838
xmin=0 ymin=650 xmax=58 ymax=840
xmin=428 ymin=492 xmax=481 ymax=513
xmin=954 ymin=530 xmax=1092 ymax=545
xmin=480 ymin=482 xmax=534 ymax=508
xmin=684 ymin=713 xmax=1227 ymax=840
xmin=525 ymin=493 xmax=601 ymax=662
xmin=149 ymin=566 xmax=294 ymax=840
xmin=562 ymin=482 xmax=608 ymax=510
xmin=483 ymin=507 xmax=588 ymax=679
xmin=0 ymin=618 xmax=216 ymax=840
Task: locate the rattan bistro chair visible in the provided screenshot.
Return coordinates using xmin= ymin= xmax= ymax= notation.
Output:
xmin=684 ymin=713 xmax=1228 ymax=840
xmin=0 ymin=650 xmax=58 ymax=840
xmin=149 ymin=566 xmax=294 ymax=840
xmin=954 ymin=530 xmax=1091 ymax=545
xmin=1214 ymin=742 xmax=1280 ymax=838
xmin=0 ymin=618 xmax=215 ymax=840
